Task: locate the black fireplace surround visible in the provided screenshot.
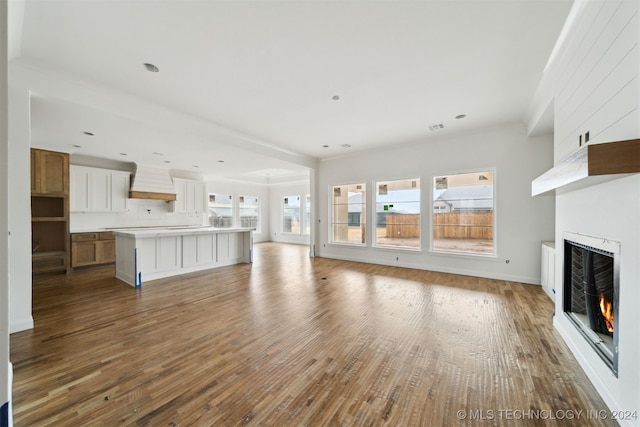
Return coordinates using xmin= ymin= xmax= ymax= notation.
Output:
xmin=563 ymin=232 xmax=620 ymax=376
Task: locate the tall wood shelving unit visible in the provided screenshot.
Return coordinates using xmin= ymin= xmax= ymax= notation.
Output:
xmin=31 ymin=148 xmax=70 ymax=275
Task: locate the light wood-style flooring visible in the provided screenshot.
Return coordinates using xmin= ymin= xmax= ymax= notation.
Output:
xmin=11 ymin=243 xmax=614 ymax=426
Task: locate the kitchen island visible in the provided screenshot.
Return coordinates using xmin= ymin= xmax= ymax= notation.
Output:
xmin=114 ymin=227 xmax=253 ymax=287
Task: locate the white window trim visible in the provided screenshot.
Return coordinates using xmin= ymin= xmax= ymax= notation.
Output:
xmin=282 ymin=195 xmax=302 ymax=235
xmin=328 ymin=182 xmax=367 ymax=247
xmin=302 ymin=194 xmax=311 ymax=236
xmin=429 ymin=168 xmax=498 ymax=258
xmin=239 ymin=195 xmax=261 ymax=233
xmin=372 ymin=177 xmax=422 ymax=251
xmin=208 ymin=192 xmax=235 ymax=228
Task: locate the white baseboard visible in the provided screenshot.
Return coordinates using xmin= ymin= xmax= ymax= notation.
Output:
xmin=9 ymin=317 xmax=33 ymax=334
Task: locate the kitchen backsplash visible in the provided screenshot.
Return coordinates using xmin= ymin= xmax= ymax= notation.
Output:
xmin=70 ymin=198 xmax=206 ymax=232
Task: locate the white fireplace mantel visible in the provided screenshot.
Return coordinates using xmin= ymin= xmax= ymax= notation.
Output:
xmin=532 ymin=139 xmax=640 ymax=196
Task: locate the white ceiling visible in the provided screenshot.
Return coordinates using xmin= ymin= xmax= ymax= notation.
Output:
xmin=10 ymin=0 xmax=573 ymax=181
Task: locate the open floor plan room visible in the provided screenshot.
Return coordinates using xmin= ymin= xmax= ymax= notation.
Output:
xmin=11 ymin=243 xmax=613 ymax=426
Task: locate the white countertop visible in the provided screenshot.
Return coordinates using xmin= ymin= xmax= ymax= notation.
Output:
xmin=113 ymin=226 xmax=254 ymax=237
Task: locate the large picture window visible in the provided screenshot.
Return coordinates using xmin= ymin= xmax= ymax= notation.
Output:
xmin=331 ymin=183 xmax=366 ymax=245
xmin=239 ymin=195 xmax=259 ymax=231
xmin=283 ymin=195 xmax=300 ymax=233
xmin=374 ymin=178 xmax=421 ymax=249
xmin=208 ymin=193 xmax=234 ymax=228
xmin=432 ymin=170 xmax=495 ymax=256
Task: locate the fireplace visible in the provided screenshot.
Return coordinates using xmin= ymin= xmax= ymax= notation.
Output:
xmin=563 ymin=232 xmax=620 ymax=376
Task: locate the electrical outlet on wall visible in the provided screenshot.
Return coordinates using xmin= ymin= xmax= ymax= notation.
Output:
xmin=138 ymin=206 xmax=161 ymax=220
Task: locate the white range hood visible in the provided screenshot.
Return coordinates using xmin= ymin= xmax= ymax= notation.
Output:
xmin=129 ymin=164 xmax=177 ymax=201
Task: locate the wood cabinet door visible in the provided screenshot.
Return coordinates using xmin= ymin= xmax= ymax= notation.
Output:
xmin=41 ymin=150 xmax=69 ymax=195
xmin=32 ymin=149 xmax=69 ymax=195
xmin=72 ymin=241 xmax=99 ymax=267
xmin=98 ymin=239 xmax=116 ymax=264
xmin=31 ymin=149 xmax=40 ymax=193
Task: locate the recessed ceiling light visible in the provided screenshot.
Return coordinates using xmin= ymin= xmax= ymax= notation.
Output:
xmin=83 ymin=131 xmax=94 ymax=136
xmin=120 ymin=153 xmax=127 ymax=156
xmin=72 ymin=144 xmax=81 ymax=148
xmin=164 ymin=160 xmax=171 ymax=164
xmin=193 ymin=165 xmax=199 ymax=168
xmin=322 ymin=145 xmax=329 ymax=148
xmin=218 ymin=160 xmax=225 ymax=163
xmin=332 ymin=95 xmax=340 ymax=100
xmin=143 ymin=63 xmax=160 ymax=73
xmin=455 ymin=114 xmax=467 ymax=119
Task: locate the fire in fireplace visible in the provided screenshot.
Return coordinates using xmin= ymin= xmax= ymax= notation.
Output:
xmin=563 ymin=232 xmax=620 ymax=376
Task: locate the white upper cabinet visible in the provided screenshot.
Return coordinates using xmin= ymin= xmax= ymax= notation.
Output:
xmin=111 ymin=172 xmax=130 ymax=212
xmin=70 ymin=165 xmax=130 ymax=212
xmin=172 ymin=178 xmax=205 ymax=214
xmin=70 ymin=166 xmax=91 ymax=211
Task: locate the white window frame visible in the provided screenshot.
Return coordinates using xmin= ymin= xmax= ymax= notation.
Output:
xmin=208 ymin=192 xmax=234 ymax=228
xmin=430 ymin=168 xmax=497 ymax=257
xmin=303 ymin=194 xmax=311 ymax=236
xmin=373 ymin=177 xmax=421 ymax=251
xmin=329 ymin=182 xmax=367 ymax=246
xmin=282 ymin=195 xmax=301 ymax=234
xmin=239 ymin=194 xmax=260 ymax=233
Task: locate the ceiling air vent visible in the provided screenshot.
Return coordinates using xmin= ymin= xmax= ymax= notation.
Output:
xmin=429 ymin=123 xmax=445 ymax=131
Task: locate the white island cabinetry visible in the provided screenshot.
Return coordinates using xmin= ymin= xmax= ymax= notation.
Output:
xmin=115 ymin=227 xmax=252 ymax=287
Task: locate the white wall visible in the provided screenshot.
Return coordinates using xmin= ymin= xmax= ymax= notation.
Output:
xmin=1 ymin=0 xmax=13 ymax=423
xmin=530 ymin=0 xmax=640 ymax=421
xmin=205 ymin=179 xmax=271 ymax=243
xmin=269 ymin=180 xmax=311 ymax=246
xmin=552 ymin=0 xmax=638 ymax=162
xmin=316 ymin=122 xmax=555 ymax=284
xmin=7 ymin=85 xmax=32 ymax=334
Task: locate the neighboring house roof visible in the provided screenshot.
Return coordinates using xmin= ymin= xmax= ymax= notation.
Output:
xmin=346 ymin=193 xmax=414 ymax=214
xmin=435 ymin=185 xmax=493 ymax=211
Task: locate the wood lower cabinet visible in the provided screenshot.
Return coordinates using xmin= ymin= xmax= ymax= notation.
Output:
xmin=71 ymin=232 xmax=116 ymax=268
xmin=31 ymin=148 xmax=70 ymax=275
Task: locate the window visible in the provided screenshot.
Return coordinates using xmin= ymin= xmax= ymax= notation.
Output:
xmin=208 ymin=193 xmax=233 ymax=228
xmin=239 ymin=195 xmax=260 ymax=231
xmin=283 ymin=195 xmax=300 ymax=233
xmin=331 ymin=183 xmax=366 ymax=245
xmin=375 ymin=178 xmax=420 ymax=249
xmin=432 ymin=170 xmax=495 ymax=255
xmin=304 ymin=194 xmax=311 ymax=235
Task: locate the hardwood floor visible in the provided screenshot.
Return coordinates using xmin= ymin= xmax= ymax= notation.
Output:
xmin=11 ymin=242 xmax=614 ymax=426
